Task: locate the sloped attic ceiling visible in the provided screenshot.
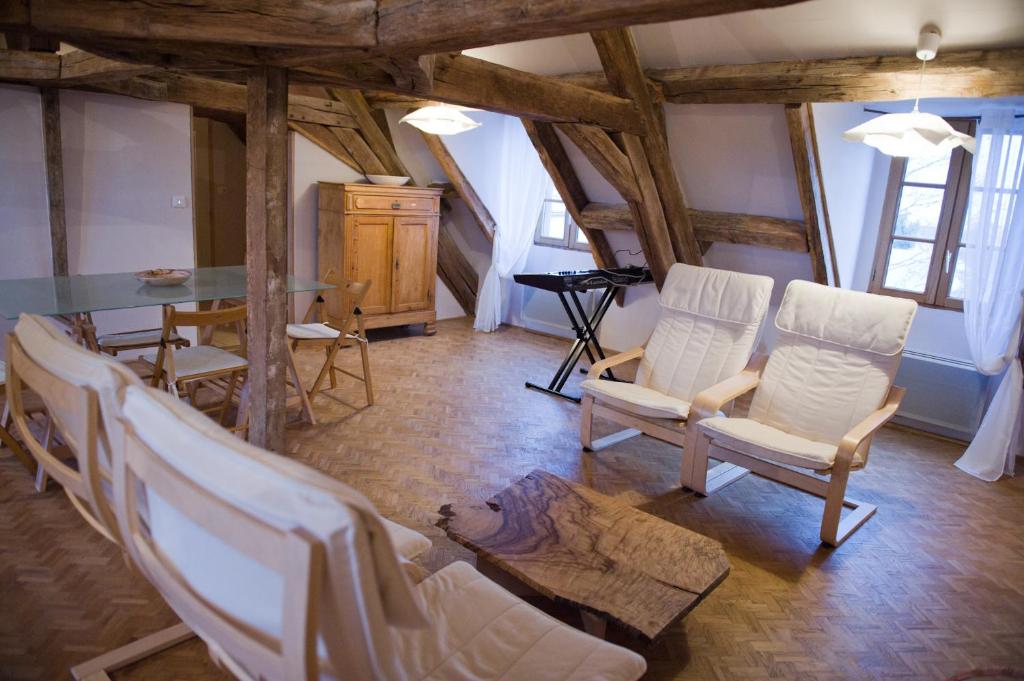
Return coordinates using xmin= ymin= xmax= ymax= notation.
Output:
xmin=464 ymin=0 xmax=1024 ymax=73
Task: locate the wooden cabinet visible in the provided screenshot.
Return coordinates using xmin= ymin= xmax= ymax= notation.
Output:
xmin=318 ymin=183 xmax=442 ymax=334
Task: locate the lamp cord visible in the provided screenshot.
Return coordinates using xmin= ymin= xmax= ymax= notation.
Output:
xmin=913 ymin=58 xmax=926 ymax=113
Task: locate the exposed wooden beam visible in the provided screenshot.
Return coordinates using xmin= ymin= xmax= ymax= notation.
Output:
xmin=288 ymin=121 xmax=361 ymax=171
xmin=245 ymin=65 xmax=290 ymax=452
xmin=651 ymin=48 xmax=1024 ymax=104
xmin=40 ymin=87 xmax=67 ymax=276
xmin=371 ymin=54 xmax=436 ymax=95
xmin=691 ymin=209 xmax=808 ymax=252
xmin=555 ymin=124 xmax=640 ymax=202
xmin=785 ymin=103 xmax=837 ymax=285
xmin=0 ymin=48 xmax=58 ymax=80
xmin=59 ymin=47 xmax=156 ymax=83
xmin=580 ymin=203 xmax=634 ymax=231
xmin=521 ymin=119 xmax=621 ymax=294
xmin=436 ymin=222 xmax=478 ymax=316
xmin=420 ymin=132 xmax=495 ymax=243
xmin=8 ymin=1 xmax=805 ymax=60
xmin=615 ymin=133 xmax=675 ymax=287
xmin=592 ymin=28 xmax=702 ymax=267
xmin=330 ymin=126 xmax=387 ymax=175
xmin=301 ymin=55 xmax=644 ymax=133
xmin=328 ymin=89 xmax=410 ymax=177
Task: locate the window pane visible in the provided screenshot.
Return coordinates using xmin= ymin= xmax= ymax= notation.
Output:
xmin=884 ymin=239 xmax=933 ymax=293
xmin=574 ymin=227 xmax=588 ymax=246
xmin=894 ymin=186 xmax=945 ymax=239
xmin=949 ymin=250 xmax=966 ymax=300
xmin=904 ymin=152 xmax=951 ymax=185
xmin=538 ymin=202 xmax=565 ymax=240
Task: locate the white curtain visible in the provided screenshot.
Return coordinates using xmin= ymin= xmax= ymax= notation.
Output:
xmin=956 ymin=108 xmax=1024 ymax=481
xmin=474 ymin=118 xmax=549 ymax=332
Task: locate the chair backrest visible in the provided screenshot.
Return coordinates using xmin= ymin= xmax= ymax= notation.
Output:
xmin=7 ymin=314 xmax=144 ymax=543
xmin=636 ymin=263 xmax=773 ymax=402
xmin=115 ymin=385 xmax=426 ymax=681
xmin=310 ymin=269 xmax=372 ymax=336
xmin=749 ymin=280 xmax=917 ymax=445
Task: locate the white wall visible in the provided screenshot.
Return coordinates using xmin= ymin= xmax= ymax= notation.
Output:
xmin=0 ymin=85 xmax=53 ymax=353
xmin=0 ymin=87 xmax=196 ymax=351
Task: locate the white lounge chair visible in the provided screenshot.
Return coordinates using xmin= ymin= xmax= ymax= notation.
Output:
xmin=682 ymin=280 xmax=917 ymax=547
xmin=580 ymin=263 xmax=773 ymax=474
xmin=115 ymin=383 xmax=647 ymax=681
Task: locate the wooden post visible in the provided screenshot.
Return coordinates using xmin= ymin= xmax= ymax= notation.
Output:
xmin=246 ymin=66 xmax=289 ymax=452
xmin=785 ymin=103 xmax=839 ymax=286
xmin=40 ymin=87 xmax=68 ymax=276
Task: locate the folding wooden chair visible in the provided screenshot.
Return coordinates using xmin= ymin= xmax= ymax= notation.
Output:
xmin=114 ymin=384 xmax=647 ymax=681
xmin=682 ymin=281 xmax=917 ymax=547
xmin=580 ymin=263 xmax=773 ymax=458
xmin=141 ymin=304 xmax=249 ymax=431
xmin=0 ymin=359 xmax=39 ymax=475
xmin=286 ymin=271 xmax=373 ymax=425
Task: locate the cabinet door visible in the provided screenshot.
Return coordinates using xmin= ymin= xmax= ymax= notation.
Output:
xmin=391 ymin=216 xmax=438 ymax=313
xmin=344 ymin=215 xmax=392 ymax=316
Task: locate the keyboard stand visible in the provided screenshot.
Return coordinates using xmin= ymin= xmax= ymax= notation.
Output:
xmin=525 ymin=285 xmax=621 ymax=403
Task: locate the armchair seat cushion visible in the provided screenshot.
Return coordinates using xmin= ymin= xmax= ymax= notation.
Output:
xmin=381 ymin=517 xmax=431 ymax=560
xmin=393 ymin=560 xmax=646 ymax=681
xmin=141 ymin=345 xmax=248 ymax=380
xmin=581 ymin=379 xmax=690 ymax=420
xmin=287 ymin=322 xmax=341 ymax=340
xmin=698 ymin=417 xmax=865 ymax=472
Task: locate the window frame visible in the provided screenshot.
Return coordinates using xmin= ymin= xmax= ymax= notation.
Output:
xmin=533 ymin=196 xmax=589 ymax=251
xmin=869 ymin=118 xmax=976 ymax=311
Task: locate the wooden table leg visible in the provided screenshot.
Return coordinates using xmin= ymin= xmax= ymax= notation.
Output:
xmin=580 ymin=610 xmax=608 ymax=639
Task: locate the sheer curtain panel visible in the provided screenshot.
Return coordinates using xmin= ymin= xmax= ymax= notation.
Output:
xmin=956 ymin=109 xmax=1024 ymax=481
xmin=474 ymin=119 xmax=549 ymax=332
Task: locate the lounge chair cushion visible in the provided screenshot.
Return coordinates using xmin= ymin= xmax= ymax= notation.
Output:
xmin=141 ymin=345 xmax=247 ymax=380
xmin=635 ymin=263 xmax=772 ymax=403
xmin=748 ymin=281 xmax=916 ymax=445
xmin=699 ymin=416 xmax=865 ymax=472
xmin=581 ymin=379 xmax=690 ymax=420
xmin=394 ymin=560 xmax=646 ymax=681
xmin=287 ymin=322 xmax=341 ymax=340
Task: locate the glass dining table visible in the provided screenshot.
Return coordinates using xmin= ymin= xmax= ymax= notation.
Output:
xmin=0 ymin=266 xmax=334 ymax=350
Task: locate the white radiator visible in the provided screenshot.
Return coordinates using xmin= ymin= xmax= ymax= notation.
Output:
xmin=893 ymin=350 xmax=990 ymax=441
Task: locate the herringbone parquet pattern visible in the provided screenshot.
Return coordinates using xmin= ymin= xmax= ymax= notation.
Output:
xmin=2 ymin=317 xmax=1022 ymax=680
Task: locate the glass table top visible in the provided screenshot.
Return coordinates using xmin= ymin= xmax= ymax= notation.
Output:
xmin=0 ymin=266 xmax=334 ymax=319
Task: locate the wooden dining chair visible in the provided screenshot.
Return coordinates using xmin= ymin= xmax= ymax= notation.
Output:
xmin=141 ymin=304 xmax=249 ymax=431
xmin=114 ymin=383 xmax=647 ymax=681
xmin=580 ymin=263 xmax=773 ymax=458
xmin=286 ymin=271 xmax=374 ymax=425
xmin=98 ymin=326 xmax=189 ymax=357
xmin=682 ymin=281 xmax=917 ymax=547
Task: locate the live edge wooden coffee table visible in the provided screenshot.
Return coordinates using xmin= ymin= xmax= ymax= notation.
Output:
xmin=438 ymin=470 xmax=729 ymax=641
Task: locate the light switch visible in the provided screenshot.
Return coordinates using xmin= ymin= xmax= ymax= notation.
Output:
xmin=172 ymin=195 xmax=188 ymax=209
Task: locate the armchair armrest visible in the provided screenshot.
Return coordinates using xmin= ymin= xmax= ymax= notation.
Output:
xmin=835 ymin=386 xmax=906 ymax=466
xmin=688 ymin=352 xmax=769 ymax=421
xmin=586 ymin=347 xmax=644 ymax=380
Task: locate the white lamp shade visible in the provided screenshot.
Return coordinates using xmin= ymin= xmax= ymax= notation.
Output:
xmin=843 ymin=110 xmax=976 ymax=157
xmin=399 ymin=106 xmax=481 ymax=135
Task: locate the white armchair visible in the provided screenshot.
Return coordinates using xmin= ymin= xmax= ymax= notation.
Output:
xmin=682 ymin=280 xmax=917 ymax=547
xmin=116 ymin=385 xmax=647 ymax=681
xmin=580 ymin=263 xmax=774 ymax=462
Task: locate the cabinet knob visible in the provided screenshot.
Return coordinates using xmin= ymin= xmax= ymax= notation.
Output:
xmin=391 ymin=202 xmax=401 ymax=209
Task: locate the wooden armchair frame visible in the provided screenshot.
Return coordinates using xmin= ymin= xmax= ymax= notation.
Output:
xmin=287 ymin=272 xmax=374 ymax=425
xmin=5 ymin=330 xmax=195 ymax=681
xmin=579 ymin=347 xmax=686 ymax=452
xmin=147 ymin=304 xmax=249 ymax=431
xmin=681 ymin=358 xmax=907 ymax=547
xmin=113 ymin=415 xmax=323 ymax=681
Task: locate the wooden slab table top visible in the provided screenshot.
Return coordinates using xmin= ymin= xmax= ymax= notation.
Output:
xmin=438 ymin=469 xmax=730 ymax=641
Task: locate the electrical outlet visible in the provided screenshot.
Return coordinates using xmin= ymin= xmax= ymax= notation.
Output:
xmin=172 ymin=195 xmax=188 ymax=209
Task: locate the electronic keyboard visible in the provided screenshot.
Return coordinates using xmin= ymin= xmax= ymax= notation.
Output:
xmin=513 ymin=266 xmax=652 ymax=293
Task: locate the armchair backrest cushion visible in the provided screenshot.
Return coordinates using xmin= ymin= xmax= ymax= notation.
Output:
xmin=749 ymin=281 xmax=917 ymax=445
xmin=636 ymin=263 xmax=773 ymax=402
xmin=119 ymin=386 xmax=427 ymax=681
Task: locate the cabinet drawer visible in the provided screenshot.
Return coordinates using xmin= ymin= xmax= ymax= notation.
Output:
xmin=347 ymin=194 xmax=438 ymax=213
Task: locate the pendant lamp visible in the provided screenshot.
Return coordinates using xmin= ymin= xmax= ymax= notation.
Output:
xmin=843 ymin=26 xmax=976 ymax=158
xmin=400 ymin=104 xmax=481 ymax=135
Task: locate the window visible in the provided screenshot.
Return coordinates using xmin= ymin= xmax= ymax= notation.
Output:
xmin=869 ymin=118 xmax=976 ymax=309
xmin=534 ymin=184 xmax=589 ymax=251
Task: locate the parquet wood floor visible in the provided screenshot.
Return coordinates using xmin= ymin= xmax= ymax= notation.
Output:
xmin=2 ymin=317 xmax=1022 ymax=680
